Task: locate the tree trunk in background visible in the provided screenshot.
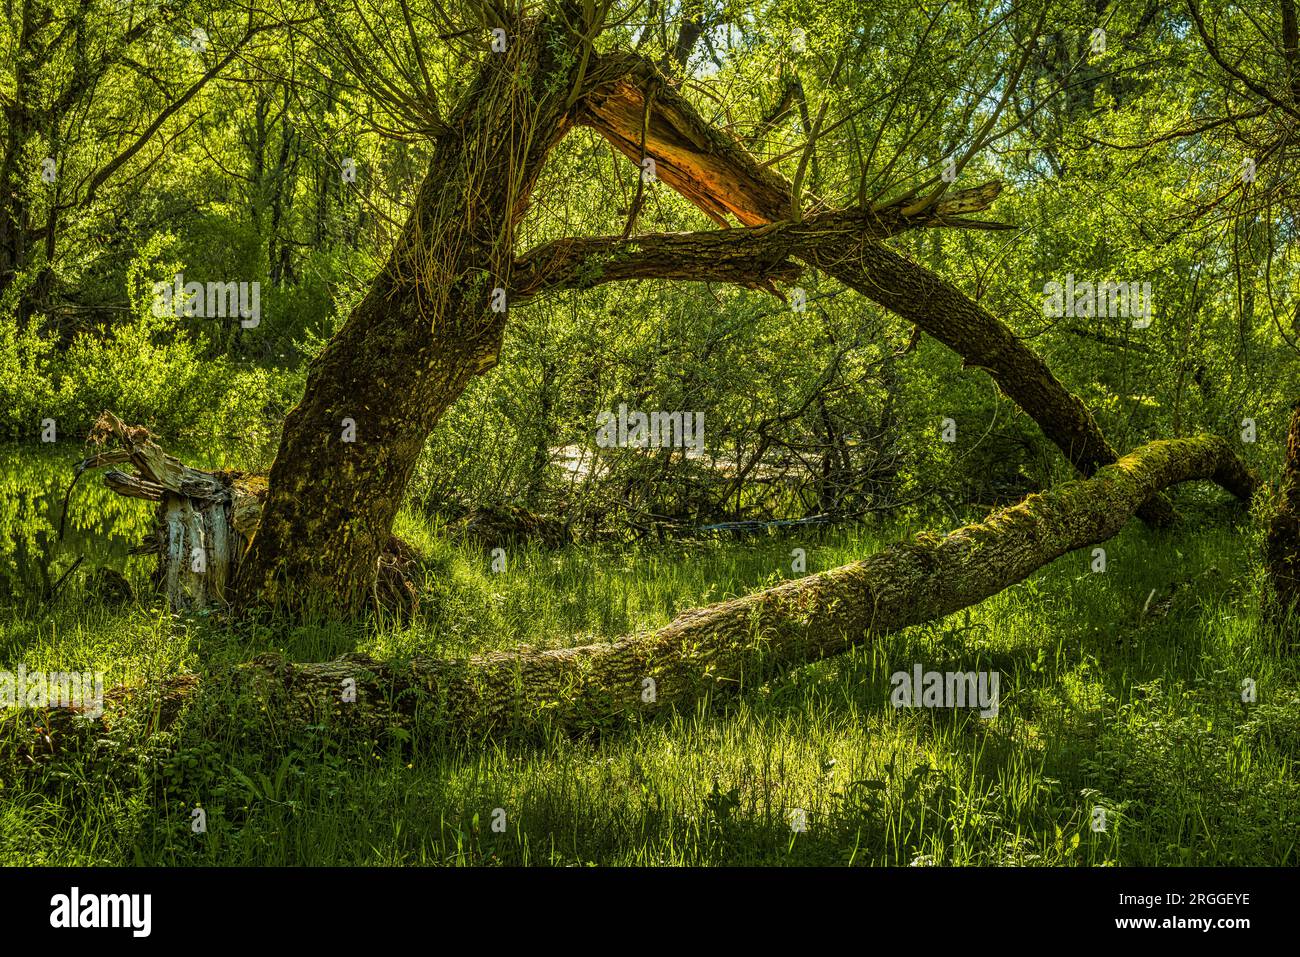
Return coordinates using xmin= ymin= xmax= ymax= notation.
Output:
xmin=1267 ymin=402 xmax=1300 ymax=613
xmin=25 ymin=434 xmax=1253 ymax=760
xmin=230 ymin=18 xmax=594 ymax=616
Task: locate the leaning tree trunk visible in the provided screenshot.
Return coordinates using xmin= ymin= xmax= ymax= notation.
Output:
xmin=18 ymin=434 xmax=1252 ymax=764
xmin=229 ymin=15 xmax=601 ymax=616
xmin=575 ymin=52 xmax=1175 ymax=526
xmin=1266 ymin=401 xmax=1300 ymax=612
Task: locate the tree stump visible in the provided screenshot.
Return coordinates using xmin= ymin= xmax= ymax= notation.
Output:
xmin=79 ymin=413 xmax=416 ymax=615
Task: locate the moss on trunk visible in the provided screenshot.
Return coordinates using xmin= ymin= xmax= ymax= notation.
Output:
xmin=1267 ymin=402 xmax=1300 ymax=612
xmin=16 ymin=433 xmax=1253 ymax=767
xmin=227 ymin=15 xmax=609 ymax=617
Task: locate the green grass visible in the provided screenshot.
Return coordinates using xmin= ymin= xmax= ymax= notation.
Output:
xmin=1 ymin=494 xmax=1298 ymax=866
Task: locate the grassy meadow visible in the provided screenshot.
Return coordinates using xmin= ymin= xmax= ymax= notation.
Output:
xmin=2 ymin=447 xmax=1296 ymax=866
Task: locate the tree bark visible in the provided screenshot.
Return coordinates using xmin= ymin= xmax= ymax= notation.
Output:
xmin=230 ymin=14 xmax=606 ymax=615
xmin=1267 ymin=401 xmax=1300 ymax=613
xmin=510 ymin=192 xmax=1007 ymax=301
xmin=575 ymin=52 xmax=1178 ymax=524
xmin=17 ymin=434 xmax=1252 ymax=764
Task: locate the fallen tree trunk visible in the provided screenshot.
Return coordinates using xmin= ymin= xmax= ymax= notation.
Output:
xmin=10 ymin=434 xmax=1253 ymax=763
xmin=574 ymin=52 xmax=1178 ymax=525
xmin=1266 ymin=401 xmax=1300 ymax=613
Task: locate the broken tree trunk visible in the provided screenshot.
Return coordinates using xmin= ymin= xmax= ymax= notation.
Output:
xmin=77 ymin=413 xmax=263 ymax=610
xmin=574 ymin=52 xmax=1177 ymax=525
xmin=16 ymin=434 xmax=1254 ymax=762
xmin=79 ymin=413 xmax=417 ymax=614
xmin=1266 ymin=401 xmax=1300 ymax=613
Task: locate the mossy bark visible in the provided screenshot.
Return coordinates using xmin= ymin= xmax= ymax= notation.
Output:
xmin=19 ymin=434 xmax=1252 ymax=762
xmin=1267 ymin=402 xmax=1300 ymax=612
xmin=576 ymin=52 xmax=1180 ymax=525
xmin=229 ymin=16 xmax=607 ymax=616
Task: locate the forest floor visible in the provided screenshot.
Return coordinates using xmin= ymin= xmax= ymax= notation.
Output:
xmin=1 ymin=453 xmax=1297 ymax=865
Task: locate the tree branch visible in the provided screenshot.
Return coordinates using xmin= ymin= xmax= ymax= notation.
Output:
xmin=574 ymin=51 xmax=1179 ymax=526
xmin=76 ymin=20 xmax=295 ymax=211
xmin=512 ymin=195 xmax=1010 ymax=301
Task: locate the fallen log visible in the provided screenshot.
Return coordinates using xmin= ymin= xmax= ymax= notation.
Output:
xmin=7 ymin=433 xmax=1254 ymax=764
